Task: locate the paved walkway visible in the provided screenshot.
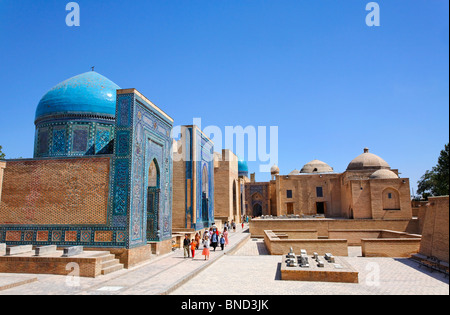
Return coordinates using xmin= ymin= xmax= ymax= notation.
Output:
xmin=0 ymin=225 xmax=250 ymax=295
xmin=171 ymin=238 xmax=450 ymax=295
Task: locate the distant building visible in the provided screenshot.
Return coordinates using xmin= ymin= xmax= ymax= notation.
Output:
xmin=172 ymin=125 xmax=215 ymax=232
xmin=245 ymin=148 xmax=412 ymax=220
xmin=213 ymin=150 xmax=250 ymax=225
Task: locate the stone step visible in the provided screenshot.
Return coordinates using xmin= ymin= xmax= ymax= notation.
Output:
xmin=101 ymin=258 xmax=121 ymax=269
xmin=91 ymin=252 xmax=115 ymax=262
xmin=101 ymin=263 xmax=124 ymax=275
xmin=98 ymin=254 xmax=116 ymax=263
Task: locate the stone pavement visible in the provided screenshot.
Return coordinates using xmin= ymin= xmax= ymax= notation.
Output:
xmin=1 ymin=230 xmax=448 ymax=295
xmin=170 ymin=239 xmax=450 ymax=295
xmin=0 ymin=275 xmax=37 ymax=292
xmin=0 ymin=224 xmax=250 ymax=295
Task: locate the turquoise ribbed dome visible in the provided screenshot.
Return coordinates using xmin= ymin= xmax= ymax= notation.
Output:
xmin=35 ymin=71 xmax=120 ymax=121
xmin=238 ymin=159 xmax=248 ymax=173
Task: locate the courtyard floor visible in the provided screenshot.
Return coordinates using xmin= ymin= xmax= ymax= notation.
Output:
xmin=0 ymin=225 xmax=448 ymax=295
xmin=172 ymin=238 xmax=449 ymax=295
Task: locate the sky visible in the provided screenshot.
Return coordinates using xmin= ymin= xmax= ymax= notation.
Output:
xmin=0 ymin=0 xmax=448 ymax=194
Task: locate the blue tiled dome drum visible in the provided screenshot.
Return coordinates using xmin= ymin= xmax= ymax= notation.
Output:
xmin=34 ymin=72 xmax=121 ymax=158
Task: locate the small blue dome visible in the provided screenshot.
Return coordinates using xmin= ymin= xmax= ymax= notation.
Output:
xmin=238 ymin=159 xmax=248 ymax=173
xmin=35 ymin=71 xmax=120 ymax=121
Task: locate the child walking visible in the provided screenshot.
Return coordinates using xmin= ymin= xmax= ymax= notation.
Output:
xmin=202 ymin=235 xmax=210 ymax=260
xmin=191 ymin=239 xmax=197 ymax=259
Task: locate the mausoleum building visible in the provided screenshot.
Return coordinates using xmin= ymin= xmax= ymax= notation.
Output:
xmin=0 ymin=71 xmax=174 ymax=267
xmin=245 ymin=148 xmax=412 ymax=220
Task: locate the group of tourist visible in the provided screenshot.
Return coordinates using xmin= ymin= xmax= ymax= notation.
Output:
xmin=183 ymin=223 xmax=235 ymax=260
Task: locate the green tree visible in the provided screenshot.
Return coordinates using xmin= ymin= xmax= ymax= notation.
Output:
xmin=0 ymin=145 xmax=5 ymax=160
xmin=417 ymin=143 xmax=449 ymax=198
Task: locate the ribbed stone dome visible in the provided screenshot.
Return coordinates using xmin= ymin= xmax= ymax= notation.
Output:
xmin=288 ymin=169 xmax=301 ymax=175
xmin=270 ymin=164 xmax=280 ymax=174
xmin=347 ymin=148 xmax=390 ymax=171
xmin=369 ymin=169 xmax=399 ymax=179
xmin=35 ymin=71 xmax=120 ymax=123
xmin=300 ymin=160 xmax=334 ymax=174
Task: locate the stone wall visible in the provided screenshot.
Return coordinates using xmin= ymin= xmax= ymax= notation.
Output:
xmin=264 ymin=230 xmax=348 ymax=256
xmin=361 ymin=238 xmax=421 ymax=257
xmin=419 ymin=196 xmax=449 ymax=263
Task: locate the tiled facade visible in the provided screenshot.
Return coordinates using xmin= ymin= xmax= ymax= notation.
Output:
xmin=0 ymin=87 xmax=174 ymax=257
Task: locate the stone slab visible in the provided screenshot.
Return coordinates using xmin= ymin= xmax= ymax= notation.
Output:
xmin=6 ymin=245 xmax=33 ymax=256
xmin=281 ymin=256 xmax=359 ymax=283
xmin=35 ymin=245 xmax=57 ymax=256
xmin=62 ymin=246 xmax=84 ymax=257
xmin=0 ymin=244 xmax=5 ymax=256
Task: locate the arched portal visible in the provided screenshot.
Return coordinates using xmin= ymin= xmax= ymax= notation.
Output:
xmin=253 ymin=203 xmax=263 ymax=217
xmin=233 ymin=180 xmax=238 ymax=218
xmin=201 ymin=165 xmax=209 ymax=223
xmin=147 ymin=159 xmax=160 ymax=242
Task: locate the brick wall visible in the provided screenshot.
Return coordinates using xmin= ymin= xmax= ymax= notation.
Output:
xmin=419 ymin=196 xmax=449 ymax=263
xmin=264 ymin=230 xmax=348 ymax=256
xmin=214 ymin=150 xmax=239 ymax=222
xmin=361 ymin=238 xmax=421 ymax=257
xmin=250 ymin=218 xmax=415 ymax=238
xmin=0 ymin=157 xmax=110 ymax=225
xmin=172 ymin=139 xmax=187 ymax=229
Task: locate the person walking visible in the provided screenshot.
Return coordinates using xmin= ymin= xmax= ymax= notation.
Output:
xmin=211 ymin=229 xmax=218 ymax=252
xmin=183 ymin=234 xmax=191 ymax=258
xmin=220 ymin=234 xmax=225 ymax=251
xmin=191 ymin=239 xmax=197 ymax=259
xmin=223 ymin=227 xmax=229 ymax=245
xmin=195 ymin=232 xmax=201 ymax=250
xmin=232 ymin=220 xmax=236 ymax=232
xmin=202 ymin=235 xmax=210 ymax=260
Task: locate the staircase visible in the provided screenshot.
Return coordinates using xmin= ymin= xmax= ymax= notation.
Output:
xmin=96 ymin=252 xmax=124 ymax=275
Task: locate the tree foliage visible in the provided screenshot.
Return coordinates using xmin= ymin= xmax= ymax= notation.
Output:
xmin=0 ymin=145 xmax=5 ymax=160
xmin=417 ymin=143 xmax=449 ymax=198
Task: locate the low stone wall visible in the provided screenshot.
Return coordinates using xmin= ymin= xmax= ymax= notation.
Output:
xmin=0 ymin=254 xmax=103 ymax=278
xmin=250 ymin=218 xmax=417 ymax=238
xmin=264 ymin=230 xmax=348 ymax=256
xmin=328 ymin=230 xmax=381 ymax=246
xmin=328 ymin=229 xmax=421 ymax=246
xmin=272 ymin=230 xmax=318 ymax=240
xmin=361 ymin=238 xmax=421 ymax=257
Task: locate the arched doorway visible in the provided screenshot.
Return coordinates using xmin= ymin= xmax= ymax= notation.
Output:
xmin=201 ymin=165 xmax=209 ymax=224
xmin=147 ymin=159 xmax=160 ymax=242
xmin=233 ymin=180 xmax=237 ymax=218
xmin=253 ymin=203 xmax=263 ymax=217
